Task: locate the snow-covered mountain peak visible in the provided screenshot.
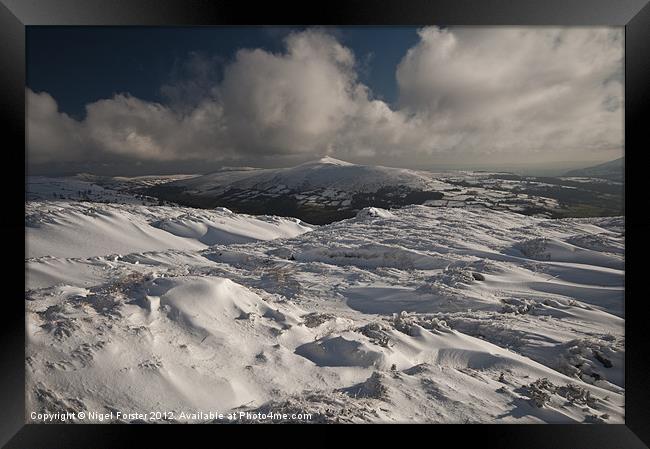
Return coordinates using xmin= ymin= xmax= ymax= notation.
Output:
xmin=313 ymin=156 xmax=355 ymax=166
xmin=293 ymin=156 xmax=356 ymax=169
xmin=145 ymin=158 xmax=451 ymax=224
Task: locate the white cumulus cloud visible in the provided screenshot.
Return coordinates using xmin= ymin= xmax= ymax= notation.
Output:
xmin=27 ymin=27 xmax=624 ymax=171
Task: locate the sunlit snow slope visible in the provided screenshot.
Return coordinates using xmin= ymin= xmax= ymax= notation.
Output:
xmin=26 ymin=192 xmax=624 ymax=423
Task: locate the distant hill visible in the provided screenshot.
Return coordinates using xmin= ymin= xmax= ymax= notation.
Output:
xmin=165 ymin=157 xmax=447 ymax=193
xmin=142 ymin=156 xmax=625 ymax=224
xmin=145 ymin=157 xmax=449 ymax=224
xmin=564 ymin=158 xmax=624 ymax=181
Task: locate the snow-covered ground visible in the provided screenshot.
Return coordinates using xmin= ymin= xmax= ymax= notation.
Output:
xmin=25 ymin=180 xmax=624 ymax=423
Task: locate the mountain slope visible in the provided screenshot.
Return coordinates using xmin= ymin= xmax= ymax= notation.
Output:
xmin=26 ymin=201 xmax=313 ymax=261
xmin=146 ymin=157 xmax=449 ymax=224
xmin=163 ymin=157 xmax=449 ymax=193
xmin=564 ymin=158 xmax=624 ymax=181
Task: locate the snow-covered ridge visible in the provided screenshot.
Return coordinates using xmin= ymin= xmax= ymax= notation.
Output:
xmin=141 ymin=158 xmax=451 ymax=225
xmin=139 ymin=158 xmax=622 ymax=226
xmin=26 ymin=201 xmax=313 ymax=260
xmin=167 ymin=157 xmax=447 ymax=194
xmin=304 ymin=156 xmax=355 ymax=166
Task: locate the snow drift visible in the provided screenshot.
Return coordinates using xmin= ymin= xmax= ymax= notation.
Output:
xmin=26 ymin=187 xmax=625 ymax=424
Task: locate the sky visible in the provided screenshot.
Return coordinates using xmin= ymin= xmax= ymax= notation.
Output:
xmin=26 ymin=26 xmax=624 ymax=176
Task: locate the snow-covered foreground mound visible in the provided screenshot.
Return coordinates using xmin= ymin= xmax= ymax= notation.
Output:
xmin=26 ymin=202 xmax=624 ymax=423
xmin=26 ymin=201 xmax=313 ymax=260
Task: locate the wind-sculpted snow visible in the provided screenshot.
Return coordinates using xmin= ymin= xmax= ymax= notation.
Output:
xmin=26 ymin=201 xmax=313 ymax=259
xmin=26 ymin=199 xmax=624 ymax=423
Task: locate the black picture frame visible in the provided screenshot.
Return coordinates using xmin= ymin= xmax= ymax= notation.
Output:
xmin=2 ymin=1 xmax=649 ymax=447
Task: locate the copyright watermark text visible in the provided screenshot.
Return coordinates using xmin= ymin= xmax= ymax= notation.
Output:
xmin=29 ymin=410 xmax=313 ymax=423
